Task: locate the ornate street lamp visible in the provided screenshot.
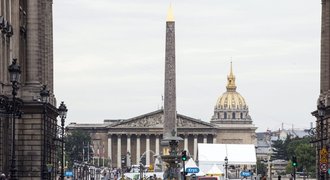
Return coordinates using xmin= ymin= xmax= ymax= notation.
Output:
xmin=224 ymin=156 xmax=228 ymax=180
xmin=58 ymin=101 xmax=67 ymax=180
xmin=40 ymin=85 xmax=50 ymax=179
xmin=8 ymin=58 xmax=21 ymax=180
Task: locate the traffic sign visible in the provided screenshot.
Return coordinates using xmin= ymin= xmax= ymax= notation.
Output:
xmin=186 ymin=167 xmax=200 ymax=173
xmin=320 ymin=156 xmax=328 ymax=164
xmin=320 ymin=147 xmax=328 ymax=156
xmin=320 ymin=163 xmax=328 ymax=173
xmin=319 ymin=147 xmax=328 ymax=164
xmin=65 ymin=171 xmax=73 ymax=177
xmin=240 ymin=171 xmax=252 ymax=177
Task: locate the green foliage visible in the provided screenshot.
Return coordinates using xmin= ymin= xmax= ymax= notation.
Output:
xmin=283 ymin=136 xmax=316 ymax=177
xmin=64 ymin=130 xmax=93 ymax=168
xmin=294 ymin=143 xmax=315 ymax=174
xmin=272 ymin=139 xmax=286 ymax=160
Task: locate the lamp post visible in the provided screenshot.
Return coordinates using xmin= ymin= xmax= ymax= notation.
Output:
xmin=225 ymin=156 xmax=228 ymax=180
xmin=8 ymin=58 xmax=21 ymax=180
xmin=58 ymin=101 xmax=68 ymax=180
xmin=40 ymin=85 xmax=50 ymax=180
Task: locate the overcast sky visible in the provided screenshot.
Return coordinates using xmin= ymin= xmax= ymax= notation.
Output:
xmin=53 ymin=0 xmax=321 ymax=132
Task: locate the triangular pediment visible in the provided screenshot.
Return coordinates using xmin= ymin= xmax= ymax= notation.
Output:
xmin=108 ymin=110 xmax=215 ymax=129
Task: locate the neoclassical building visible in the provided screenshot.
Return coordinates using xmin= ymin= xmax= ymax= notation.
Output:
xmin=1 ymin=0 xmax=60 ymax=179
xmin=67 ymin=65 xmax=257 ymax=168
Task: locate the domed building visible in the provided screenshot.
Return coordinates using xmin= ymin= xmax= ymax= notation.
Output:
xmin=211 ymin=63 xmax=257 ymax=144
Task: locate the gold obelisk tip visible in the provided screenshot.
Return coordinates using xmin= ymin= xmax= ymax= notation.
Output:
xmin=166 ymin=5 xmax=174 ymax=22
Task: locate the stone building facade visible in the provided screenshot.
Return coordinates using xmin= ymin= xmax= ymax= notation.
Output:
xmin=67 ymin=110 xmax=218 ymax=168
xmin=0 ymin=0 xmax=59 ymax=179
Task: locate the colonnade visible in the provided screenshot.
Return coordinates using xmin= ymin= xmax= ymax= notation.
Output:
xmin=107 ymin=133 xmax=217 ymax=168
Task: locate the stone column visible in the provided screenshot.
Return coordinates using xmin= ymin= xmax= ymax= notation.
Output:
xmin=108 ymin=135 xmax=112 ymax=162
xmin=213 ymin=135 xmax=217 ymax=144
xmin=146 ymin=135 xmax=150 ymax=165
xmin=136 ymin=135 xmax=141 ymax=164
xmin=320 ymin=0 xmax=330 ymax=92
xmin=10 ymin=0 xmax=19 ymax=59
xmin=193 ymin=135 xmax=198 ymax=160
xmin=127 ymin=134 xmax=131 ymax=154
xmin=203 ymin=135 xmax=207 ymax=144
xmin=117 ymin=135 xmax=121 ymax=168
xmin=184 ymin=135 xmax=188 ymax=150
xmin=155 ymin=135 xmax=160 ymax=156
xmin=126 ymin=135 xmax=131 ymax=167
xmin=45 ymin=0 xmax=54 ymax=92
xmin=26 ymin=0 xmax=40 ymax=85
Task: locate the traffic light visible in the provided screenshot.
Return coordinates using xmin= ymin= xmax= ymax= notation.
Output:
xmin=181 ymin=150 xmax=187 ymax=161
xmin=292 ymin=156 xmax=298 ymax=167
xmin=121 ymin=155 xmax=127 ymax=167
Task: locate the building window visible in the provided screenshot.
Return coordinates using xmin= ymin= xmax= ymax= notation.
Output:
xmin=240 ymin=112 xmax=243 ymax=119
xmin=232 ymin=112 xmax=235 ymax=119
xmin=224 ymin=112 xmax=227 ymax=119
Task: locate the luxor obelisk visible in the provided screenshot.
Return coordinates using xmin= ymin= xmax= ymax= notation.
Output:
xmin=162 ymin=6 xmax=183 ymax=180
xmin=163 ymin=5 xmax=177 ymax=140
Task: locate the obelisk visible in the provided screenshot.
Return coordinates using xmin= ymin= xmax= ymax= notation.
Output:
xmin=163 ymin=5 xmax=177 ymax=139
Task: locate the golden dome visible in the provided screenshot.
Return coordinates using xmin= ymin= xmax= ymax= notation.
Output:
xmin=215 ymin=91 xmax=247 ymax=109
xmin=215 ymin=62 xmax=247 ymax=110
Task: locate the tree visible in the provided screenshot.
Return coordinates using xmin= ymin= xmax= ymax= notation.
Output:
xmin=294 ymin=143 xmax=316 ymax=176
xmin=65 ymin=130 xmax=93 ymax=168
xmin=285 ymin=136 xmax=316 ymax=177
xmin=272 ymin=139 xmax=286 ymax=160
